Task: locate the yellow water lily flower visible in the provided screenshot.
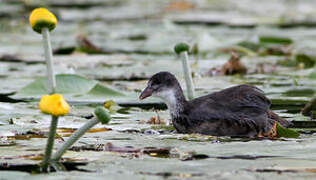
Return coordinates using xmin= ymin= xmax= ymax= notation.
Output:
xmin=39 ymin=94 xmax=70 ymax=116
xmin=29 ymin=8 xmax=57 ymax=34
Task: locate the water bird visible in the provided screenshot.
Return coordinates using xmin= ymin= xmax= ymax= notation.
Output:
xmin=139 ymin=71 xmax=291 ymax=137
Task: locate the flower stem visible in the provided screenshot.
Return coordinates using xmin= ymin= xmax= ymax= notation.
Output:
xmin=52 ymin=117 xmax=99 ymax=161
xmin=42 ymin=27 xmax=56 ymax=94
xmin=41 ymin=27 xmax=59 ymax=171
xmin=42 ymin=116 xmax=58 ymax=171
xmin=180 ymin=51 xmax=195 ymax=100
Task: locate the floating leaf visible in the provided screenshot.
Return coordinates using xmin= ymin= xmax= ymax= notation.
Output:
xmin=86 ymin=84 xmax=124 ymax=97
xmin=16 ymin=74 xmax=97 ymax=96
xmin=295 ymin=54 xmax=316 ymax=68
xmin=277 ymin=58 xmax=297 ymax=67
xmin=259 ymin=36 xmax=293 ymax=44
xmin=283 ymin=88 xmax=314 ymax=97
xmin=276 ymin=123 xmax=300 ymax=138
xmin=237 ymin=41 xmax=261 ymax=52
xmin=309 ymin=72 xmax=316 ymax=79
xmin=13 ymin=74 xmax=125 ymax=99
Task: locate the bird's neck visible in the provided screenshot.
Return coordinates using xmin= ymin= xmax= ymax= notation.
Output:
xmin=156 ymin=86 xmax=187 ymax=117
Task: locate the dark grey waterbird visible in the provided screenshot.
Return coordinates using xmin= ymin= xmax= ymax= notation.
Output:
xmin=139 ymin=72 xmax=291 ymax=137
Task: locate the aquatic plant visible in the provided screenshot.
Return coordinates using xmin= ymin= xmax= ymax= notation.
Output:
xmin=52 ymin=107 xmax=111 ymax=161
xmin=30 ymin=8 xmax=60 ymax=171
xmin=174 ymin=42 xmax=195 ymax=100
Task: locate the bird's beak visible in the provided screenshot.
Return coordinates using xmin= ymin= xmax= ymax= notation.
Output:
xmin=139 ymin=86 xmax=152 ymax=100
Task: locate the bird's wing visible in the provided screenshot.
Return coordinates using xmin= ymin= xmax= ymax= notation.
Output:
xmin=190 ymin=84 xmax=271 ymax=114
xmin=187 ymin=85 xmax=272 ymax=132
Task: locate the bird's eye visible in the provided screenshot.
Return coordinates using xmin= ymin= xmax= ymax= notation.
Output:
xmin=153 ymin=79 xmax=161 ymax=85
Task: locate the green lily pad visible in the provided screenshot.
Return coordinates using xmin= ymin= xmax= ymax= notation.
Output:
xmin=276 ymin=123 xmax=300 ymax=138
xmin=237 ymin=41 xmax=261 ymax=52
xmin=259 ymin=36 xmax=293 ymax=45
xmin=13 ymin=74 xmax=125 ymax=98
xmin=309 ymin=71 xmax=316 ymax=79
xmin=295 ymin=54 xmax=316 ymax=68
xmin=283 ymin=88 xmax=315 ymax=97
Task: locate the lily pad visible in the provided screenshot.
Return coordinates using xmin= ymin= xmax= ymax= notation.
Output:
xmin=259 ymin=36 xmax=293 ymax=45
xmin=295 ymin=54 xmax=316 ymax=68
xmin=12 ymin=74 xmax=125 ymax=99
xmin=276 ymin=123 xmax=300 ymax=138
xmin=283 ymin=88 xmax=315 ymax=97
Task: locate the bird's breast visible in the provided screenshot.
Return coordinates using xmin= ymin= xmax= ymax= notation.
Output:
xmin=171 ymin=116 xmax=191 ymax=133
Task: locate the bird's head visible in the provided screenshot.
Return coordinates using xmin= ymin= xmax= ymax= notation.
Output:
xmin=139 ymin=72 xmax=180 ymax=101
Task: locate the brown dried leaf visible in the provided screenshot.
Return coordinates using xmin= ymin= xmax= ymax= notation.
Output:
xmin=220 ymin=52 xmax=247 ymax=75
xmin=166 ymin=1 xmax=195 ymax=12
